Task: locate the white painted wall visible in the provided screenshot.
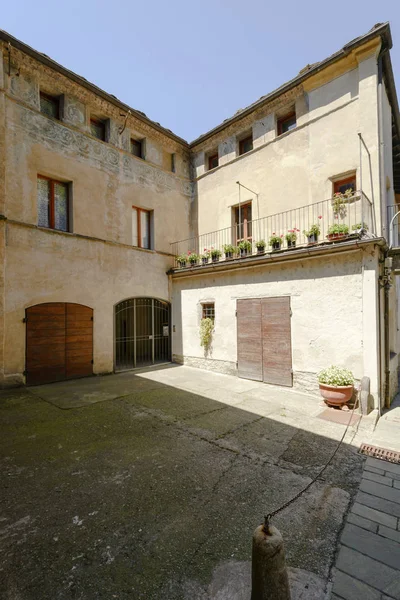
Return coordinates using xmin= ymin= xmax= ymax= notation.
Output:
xmin=172 ymin=249 xmax=381 ymax=403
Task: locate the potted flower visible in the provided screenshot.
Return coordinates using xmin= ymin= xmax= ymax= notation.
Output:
xmin=285 ymin=230 xmax=297 ymax=249
xmin=187 ymin=251 xmax=199 ymax=266
xmin=223 ymin=244 xmax=237 ymax=260
xmin=201 ymin=249 xmax=210 ymax=265
xmin=177 ymin=253 xmax=187 ymax=268
xmin=318 ymin=365 xmax=355 ymax=407
xmin=332 ymin=188 xmax=353 ymax=219
xmin=351 ymin=222 xmax=368 ymax=233
xmin=238 ymin=240 xmax=252 ymax=257
xmin=327 ymin=223 xmax=349 ymax=241
xmin=303 ymin=223 xmax=321 ymax=244
xmin=269 ymin=233 xmax=283 ymax=251
xmin=210 ymin=248 xmax=222 ymax=263
xmin=255 ymin=240 xmax=266 ymax=254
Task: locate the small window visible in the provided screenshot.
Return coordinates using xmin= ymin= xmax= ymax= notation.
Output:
xmin=131 ymin=138 xmax=144 ymax=159
xmin=90 ymin=117 xmax=106 ymax=141
xmin=202 ymin=303 xmax=215 ymax=321
xmin=40 ymin=92 xmax=60 ymax=120
xmin=208 ymin=153 xmax=219 ymax=170
xmin=132 ymin=206 xmax=152 ymax=249
xmin=37 ymin=176 xmax=69 ymax=232
xmin=277 ymin=112 xmax=297 ymax=136
xmin=333 ymin=175 xmax=356 ymax=195
xmin=239 ymin=135 xmax=253 ymax=156
xmin=171 ymin=153 xmax=176 ymax=173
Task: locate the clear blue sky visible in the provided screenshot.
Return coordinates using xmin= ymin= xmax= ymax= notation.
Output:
xmin=2 ymin=0 xmax=399 ymax=141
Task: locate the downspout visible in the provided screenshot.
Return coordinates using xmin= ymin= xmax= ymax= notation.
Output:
xmin=377 ymin=46 xmax=390 ymax=410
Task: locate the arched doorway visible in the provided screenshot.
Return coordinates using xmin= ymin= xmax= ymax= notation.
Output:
xmin=115 ymin=298 xmax=171 ymax=371
xmin=25 ymin=303 xmax=93 ymax=385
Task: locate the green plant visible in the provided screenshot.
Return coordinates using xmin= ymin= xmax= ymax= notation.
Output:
xmin=255 ymin=239 xmax=266 ymax=248
xmin=328 ymin=223 xmax=349 ymax=235
xmin=352 ymin=222 xmax=368 ymax=231
xmin=318 ymin=365 xmax=354 ymax=387
xmin=200 ymin=317 xmax=214 ymax=348
xmin=210 ymin=248 xmax=222 ymax=258
xmin=303 ymin=224 xmax=321 ymax=237
xmin=223 ymin=244 xmax=237 ymax=254
xmin=285 ymin=230 xmax=298 ymax=242
xmin=238 ymin=240 xmax=252 ymax=252
xmin=201 ymin=248 xmax=211 ymax=259
xmin=332 ymin=188 xmax=353 ymax=218
xmin=177 ymin=254 xmax=187 ymax=264
xmin=269 ymin=234 xmax=283 ymax=245
xmin=187 ymin=252 xmax=199 ymax=264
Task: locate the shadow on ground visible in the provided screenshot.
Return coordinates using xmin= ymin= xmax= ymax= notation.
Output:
xmin=0 ymin=369 xmax=364 ymax=599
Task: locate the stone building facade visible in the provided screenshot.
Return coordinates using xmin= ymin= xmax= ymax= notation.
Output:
xmin=1 ymin=23 xmax=399 ymax=412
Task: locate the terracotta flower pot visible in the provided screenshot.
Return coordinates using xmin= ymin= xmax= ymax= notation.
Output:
xmin=327 ymin=233 xmax=348 ymax=241
xmin=319 ymin=383 xmax=354 ymax=407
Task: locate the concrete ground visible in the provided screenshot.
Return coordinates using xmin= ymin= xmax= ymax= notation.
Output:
xmin=0 ymin=365 xmax=367 ymax=600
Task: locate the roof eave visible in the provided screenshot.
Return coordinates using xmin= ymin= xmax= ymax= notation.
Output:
xmin=0 ymin=29 xmax=189 ymax=148
xmin=189 ymin=22 xmax=392 ymax=148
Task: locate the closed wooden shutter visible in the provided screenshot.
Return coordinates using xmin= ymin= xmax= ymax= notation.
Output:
xmin=237 ymin=298 xmax=263 ymax=381
xmin=236 ymin=297 xmax=292 ymax=387
xmin=261 ymin=297 xmax=292 ymax=386
xmin=26 ymin=303 xmax=93 ymax=385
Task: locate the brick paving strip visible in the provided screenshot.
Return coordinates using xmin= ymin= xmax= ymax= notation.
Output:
xmin=331 ymin=457 xmax=400 ymax=600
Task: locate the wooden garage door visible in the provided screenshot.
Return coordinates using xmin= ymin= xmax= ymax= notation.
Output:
xmin=237 ymin=299 xmax=263 ymax=381
xmin=261 ymin=297 xmax=292 ymax=387
xmin=237 ymin=297 xmax=292 ymax=387
xmin=26 ymin=303 xmax=93 ymax=385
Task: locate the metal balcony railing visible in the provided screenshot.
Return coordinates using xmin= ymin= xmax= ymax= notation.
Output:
xmin=387 ymin=204 xmax=400 ymax=248
xmin=171 ymin=191 xmax=375 ymax=269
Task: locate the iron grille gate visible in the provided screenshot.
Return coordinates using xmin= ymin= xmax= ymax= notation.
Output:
xmin=115 ymin=298 xmax=171 ymax=370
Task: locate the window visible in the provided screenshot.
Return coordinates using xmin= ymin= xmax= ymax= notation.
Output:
xmin=233 ymin=202 xmax=252 ymax=243
xmin=40 ymin=92 xmax=60 ymax=120
xmin=239 ymin=135 xmax=253 ymax=156
xmin=90 ymin=117 xmax=106 ymax=141
xmin=277 ymin=112 xmax=297 ymax=136
xmin=333 ymin=175 xmax=356 ymax=195
xmin=171 ymin=153 xmax=176 ymax=173
xmin=132 ymin=206 xmax=151 ymax=249
xmin=208 ymin=153 xmax=219 ymax=170
xmin=37 ymin=176 xmax=69 ymax=232
xmin=131 ymin=138 xmax=144 ymax=159
xmin=202 ymin=303 xmax=215 ymax=321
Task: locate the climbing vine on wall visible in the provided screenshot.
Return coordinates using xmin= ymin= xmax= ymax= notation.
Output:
xmin=200 ymin=317 xmax=214 ymax=348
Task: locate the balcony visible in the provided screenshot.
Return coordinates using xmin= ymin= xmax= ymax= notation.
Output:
xmin=171 ymin=191 xmax=375 ymax=270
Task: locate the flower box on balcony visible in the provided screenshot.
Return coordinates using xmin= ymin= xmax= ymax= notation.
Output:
xmin=238 ymin=240 xmax=252 ymax=257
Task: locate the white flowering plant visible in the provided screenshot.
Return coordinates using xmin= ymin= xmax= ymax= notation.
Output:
xmin=318 ymin=365 xmax=354 ymax=387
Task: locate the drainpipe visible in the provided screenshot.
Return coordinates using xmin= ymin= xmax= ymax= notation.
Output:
xmin=377 ymin=46 xmax=390 ymax=411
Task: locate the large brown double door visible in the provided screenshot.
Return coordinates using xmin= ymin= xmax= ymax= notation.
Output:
xmin=237 ymin=296 xmax=292 ymax=386
xmin=25 ymin=303 xmax=93 ymax=385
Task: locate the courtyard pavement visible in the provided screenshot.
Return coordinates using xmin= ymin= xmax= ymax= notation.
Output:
xmin=0 ymin=365 xmax=388 ymax=599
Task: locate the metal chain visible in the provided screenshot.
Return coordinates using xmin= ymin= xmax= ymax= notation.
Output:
xmin=264 ymin=395 xmax=359 ymax=531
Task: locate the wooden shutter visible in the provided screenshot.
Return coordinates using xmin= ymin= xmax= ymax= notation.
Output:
xmin=261 ymin=297 xmax=292 ymax=386
xmin=237 ymin=298 xmax=262 ymax=381
xmin=66 ymin=304 xmax=93 ymax=379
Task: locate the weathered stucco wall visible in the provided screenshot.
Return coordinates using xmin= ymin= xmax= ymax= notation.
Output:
xmin=191 ymin=53 xmax=382 ymax=241
xmin=172 ymin=248 xmax=381 ymax=402
xmin=0 ymin=42 xmax=191 ymax=386
xmin=4 ymin=223 xmax=173 ymax=386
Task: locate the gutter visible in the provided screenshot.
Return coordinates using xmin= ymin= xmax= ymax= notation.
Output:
xmin=0 ymin=30 xmax=189 ymax=148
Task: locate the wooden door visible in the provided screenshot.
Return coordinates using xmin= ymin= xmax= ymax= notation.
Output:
xmin=236 ymin=297 xmax=292 ymax=387
xmin=26 ymin=303 xmax=93 ymax=385
xmin=261 ymin=297 xmax=292 ymax=386
xmin=237 ymin=298 xmax=263 ymax=381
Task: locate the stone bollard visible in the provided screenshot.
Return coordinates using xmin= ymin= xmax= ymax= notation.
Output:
xmin=251 ymin=519 xmax=291 ymax=600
